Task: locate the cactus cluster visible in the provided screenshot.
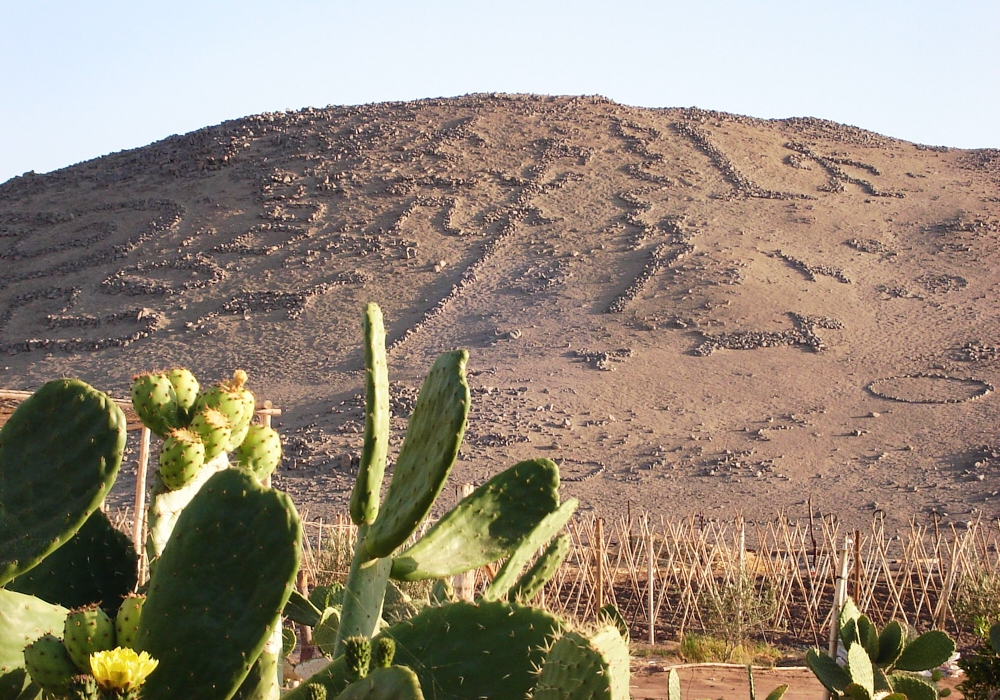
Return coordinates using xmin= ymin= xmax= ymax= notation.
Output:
xmin=131 ymin=368 xmax=280 ymax=494
xmin=806 ymin=598 xmax=956 ymax=700
xmin=285 ymin=303 xmax=628 ymax=700
xmin=1 ymin=372 xmax=302 ymax=700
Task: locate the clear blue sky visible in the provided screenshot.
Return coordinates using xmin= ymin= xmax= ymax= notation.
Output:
xmin=2 ymin=1 xmax=998 ymax=185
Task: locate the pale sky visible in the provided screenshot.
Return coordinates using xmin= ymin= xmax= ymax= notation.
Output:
xmin=2 ymin=1 xmax=998 ymax=185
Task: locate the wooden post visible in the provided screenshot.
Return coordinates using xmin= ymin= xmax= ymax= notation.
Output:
xmin=297 ymin=569 xmax=315 ymax=662
xmin=647 ymin=525 xmax=655 ymax=644
xmin=595 ymin=517 xmax=605 ymax=614
xmin=132 ymin=426 xmax=151 ymax=585
xmin=261 ymin=400 xmax=273 ymax=489
xmin=454 ymin=483 xmax=476 ymax=600
xmin=826 ymin=533 xmax=854 ymax=699
xmin=853 ymin=529 xmax=861 ymax=603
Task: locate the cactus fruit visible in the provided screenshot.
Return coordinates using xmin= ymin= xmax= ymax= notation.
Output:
xmin=344 ymin=637 xmax=371 ymax=681
xmin=373 ymin=637 xmax=395 ymax=669
xmin=350 ymin=302 xmax=390 ymax=526
xmin=189 ymin=407 xmax=232 ymax=461
xmin=304 ymin=683 xmax=328 ymax=700
xmin=194 ymin=384 xmax=247 ymax=449
xmin=0 ymin=589 xmax=68 ymax=680
xmin=223 ymin=370 xmax=256 ymax=450
xmin=364 ymin=350 xmax=470 ymax=558
xmin=63 ymin=605 xmax=116 ymax=673
xmin=131 ymin=373 xmax=182 ymax=438
xmin=532 ymin=625 xmax=631 ymax=700
xmin=158 ymin=428 xmax=205 ymax=490
xmin=0 ymin=379 xmax=126 ymax=587
xmin=115 ymin=595 xmax=145 ymax=650
xmin=7 ymin=509 xmax=138 ymax=614
xmin=390 ymin=459 xmax=565 ymax=582
xmin=66 ymin=673 xmax=100 ymax=700
xmin=235 ymin=424 xmax=282 ymax=481
xmin=136 ymin=468 xmax=301 ymax=700
xmin=166 ymin=368 xmax=200 ymax=424
xmin=22 ymin=633 xmax=78 ymax=693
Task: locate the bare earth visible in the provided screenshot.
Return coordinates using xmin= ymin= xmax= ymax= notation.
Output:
xmin=2 ymin=94 xmax=999 ymax=533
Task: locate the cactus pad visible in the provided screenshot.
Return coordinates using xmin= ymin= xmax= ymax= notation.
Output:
xmin=0 ymin=379 xmax=126 ymax=587
xmin=166 ymin=368 xmax=200 ymax=424
xmin=364 ymin=350 xmax=470 ymax=558
xmin=350 ymin=302 xmax=391 ymax=526
xmin=189 ymin=407 xmax=232 ymax=461
xmin=482 ymin=496 xmax=577 ymax=599
xmin=136 ymin=468 xmax=301 ymax=700
xmin=0 ymin=589 xmax=68 ymax=679
xmin=131 ymin=373 xmax=181 ymax=438
xmin=7 ymin=509 xmax=138 ymax=615
xmin=333 ymin=666 xmax=424 ymax=700
xmin=508 ymin=533 xmax=572 ymax=602
xmin=289 ymin=600 xmax=564 ymax=700
xmin=531 ymin=625 xmax=631 ymax=700
xmin=390 ymin=459 xmax=562 ymax=581
xmin=115 ymin=595 xmax=145 ymax=650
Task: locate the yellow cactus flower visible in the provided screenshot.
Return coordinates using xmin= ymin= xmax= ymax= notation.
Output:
xmin=89 ymin=647 xmax=159 ymax=691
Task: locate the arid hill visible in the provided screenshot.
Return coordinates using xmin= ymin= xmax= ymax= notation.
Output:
xmin=2 ymin=94 xmax=999 ymax=531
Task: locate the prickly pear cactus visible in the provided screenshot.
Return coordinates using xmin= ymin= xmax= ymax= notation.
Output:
xmin=63 ymin=605 xmax=116 ymax=673
xmin=158 ymin=428 xmax=206 ymax=490
xmin=131 ymin=373 xmax=182 ymax=439
xmin=7 ymin=509 xmax=137 ymax=615
xmin=289 ymin=600 xmax=564 ymax=700
xmin=22 ymin=633 xmax=77 ymax=694
xmin=115 ymin=595 xmax=145 ymax=650
xmin=531 ymin=625 xmax=631 ymax=700
xmin=136 ymin=468 xmax=301 ymax=700
xmin=0 ymin=378 xmax=126 ymax=586
xmin=190 ymin=407 xmax=232 ymax=460
xmin=235 ymin=424 xmax=282 ymax=481
xmin=344 ymin=636 xmax=371 ymax=681
xmin=349 ymin=302 xmax=390 ymax=526
xmin=373 ymin=637 xmax=396 ymax=669
xmin=0 ymin=589 xmax=68 ymax=682
xmin=166 ymin=368 xmax=200 ymax=424
xmin=507 ymin=533 xmax=572 ymax=602
xmin=333 ymin=666 xmax=424 ymax=700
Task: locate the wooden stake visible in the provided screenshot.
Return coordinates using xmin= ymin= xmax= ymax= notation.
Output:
xmin=596 ymin=517 xmax=605 ymax=614
xmin=261 ymin=400 xmax=273 ymax=489
xmin=132 ymin=426 xmax=151 ymax=584
xmin=647 ymin=525 xmax=655 ymax=644
xmin=454 ymin=483 xmax=476 ymax=600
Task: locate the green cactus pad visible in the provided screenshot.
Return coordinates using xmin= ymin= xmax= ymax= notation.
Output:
xmin=877 ymin=621 xmax=905 ymax=667
xmin=6 ymin=509 xmax=137 ymax=615
xmin=806 ymin=648 xmax=850 ymax=693
xmin=289 ymin=600 xmax=564 ymax=700
xmin=63 ymin=605 xmax=116 ymax=673
xmin=310 ymin=583 xmax=345 ymax=611
xmin=115 ymin=595 xmax=145 ymax=650
xmin=846 ymin=643 xmax=875 ymax=699
xmin=364 ymin=350 xmax=470 ymax=558
xmin=145 ymin=452 xmax=229 ymax=560
xmin=166 ymin=368 xmax=200 ymax=425
xmin=131 ymin=372 xmax=181 ymax=438
xmin=189 ymin=407 xmax=232 ymax=461
xmin=0 ymin=379 xmax=126 ymax=587
xmin=390 ymin=459 xmax=562 ymax=581
xmin=235 ymin=424 xmax=282 ymax=482
xmin=136 ymin=468 xmax=301 ymax=700
xmin=334 ymin=544 xmax=392 ymax=655
xmin=428 ymin=578 xmax=455 ymax=605
xmin=887 ymin=673 xmax=938 ymax=700
xmin=0 ymin=589 xmax=68 ymax=678
xmin=481 ymin=496 xmax=577 ymax=599
xmin=532 ymin=625 xmax=631 ymax=700
xmin=232 ymin=622 xmax=281 ymax=700
xmin=350 ymin=302 xmax=391 ymax=526
xmin=22 ymin=633 xmax=77 ymax=693
xmin=508 ymin=533 xmax=572 ymax=602
xmin=333 ymin=666 xmax=424 ymax=700
xmin=284 ymin=590 xmax=323 ymax=627
xmin=283 ymin=626 xmax=297 ymax=659
xmin=314 ymin=607 xmax=343 ymax=658
xmin=158 ymin=428 xmax=206 ymax=490
xmin=667 ymin=668 xmax=681 ymax=700
xmin=224 ymin=370 xmax=256 ymax=451
xmin=893 ymin=630 xmax=956 ymax=672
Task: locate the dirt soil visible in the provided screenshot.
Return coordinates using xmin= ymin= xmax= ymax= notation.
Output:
xmin=2 ymin=94 xmax=1000 ymax=534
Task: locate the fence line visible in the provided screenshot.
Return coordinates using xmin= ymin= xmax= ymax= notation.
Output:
xmin=294 ymin=510 xmax=1000 ymax=645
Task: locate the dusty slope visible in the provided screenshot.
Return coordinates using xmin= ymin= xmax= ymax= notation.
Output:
xmin=2 ymin=94 xmax=999 ymax=531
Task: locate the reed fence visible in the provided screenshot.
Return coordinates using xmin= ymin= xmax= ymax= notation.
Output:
xmin=295 ymin=507 xmax=1000 ymax=648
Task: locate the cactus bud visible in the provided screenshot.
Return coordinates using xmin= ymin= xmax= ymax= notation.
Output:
xmin=344 ymin=636 xmax=371 ymax=681
xmin=373 ymin=637 xmax=396 ymax=669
